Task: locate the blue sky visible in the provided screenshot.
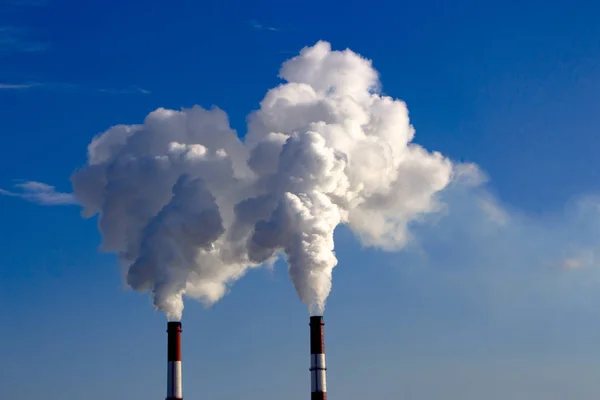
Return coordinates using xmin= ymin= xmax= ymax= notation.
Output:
xmin=1 ymin=0 xmax=600 ymax=399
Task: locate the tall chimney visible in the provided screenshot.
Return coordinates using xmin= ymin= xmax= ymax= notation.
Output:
xmin=166 ymin=321 xmax=183 ymax=400
xmin=310 ymin=316 xmax=327 ymax=400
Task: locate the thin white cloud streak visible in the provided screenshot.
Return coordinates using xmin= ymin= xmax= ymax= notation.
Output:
xmin=0 ymin=82 xmax=40 ymax=89
xmin=0 ymin=0 xmax=49 ymax=51
xmin=0 ymin=82 xmax=151 ymax=94
xmin=0 ymin=181 xmax=77 ymax=205
xmin=98 ymin=86 xmax=151 ymax=95
xmin=248 ymin=20 xmax=279 ymax=31
xmin=5 ymin=0 xmax=47 ymax=6
xmin=0 ymin=26 xmax=48 ymax=53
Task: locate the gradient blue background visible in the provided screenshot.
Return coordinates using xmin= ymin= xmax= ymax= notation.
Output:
xmin=1 ymin=0 xmax=600 ymax=398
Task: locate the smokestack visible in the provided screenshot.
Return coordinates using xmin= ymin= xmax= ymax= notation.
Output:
xmin=166 ymin=321 xmax=183 ymax=400
xmin=310 ymin=316 xmax=327 ymax=400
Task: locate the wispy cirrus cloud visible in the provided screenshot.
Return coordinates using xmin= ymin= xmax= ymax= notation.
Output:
xmin=0 ymin=181 xmax=77 ymax=206
xmin=4 ymin=0 xmax=48 ymax=6
xmin=0 ymin=82 xmax=40 ymax=89
xmin=248 ymin=19 xmax=279 ymax=32
xmin=0 ymin=81 xmax=151 ymax=95
xmin=98 ymin=86 xmax=151 ymax=95
xmin=0 ymin=0 xmax=49 ymax=52
xmin=0 ymin=26 xmax=48 ymax=52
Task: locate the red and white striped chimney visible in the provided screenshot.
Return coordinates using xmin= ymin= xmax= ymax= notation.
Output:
xmin=166 ymin=321 xmax=183 ymax=400
xmin=310 ymin=316 xmax=327 ymax=400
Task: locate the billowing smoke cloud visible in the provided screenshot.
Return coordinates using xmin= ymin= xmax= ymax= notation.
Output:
xmin=71 ymin=41 xmax=453 ymax=319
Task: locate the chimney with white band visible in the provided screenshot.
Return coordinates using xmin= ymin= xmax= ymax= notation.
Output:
xmin=310 ymin=316 xmax=327 ymax=400
xmin=166 ymin=322 xmax=183 ymax=400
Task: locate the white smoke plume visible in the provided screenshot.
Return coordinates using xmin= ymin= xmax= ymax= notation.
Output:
xmin=71 ymin=41 xmax=453 ymax=320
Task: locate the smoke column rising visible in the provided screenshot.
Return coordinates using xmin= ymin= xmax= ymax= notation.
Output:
xmin=71 ymin=41 xmax=454 ymax=319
